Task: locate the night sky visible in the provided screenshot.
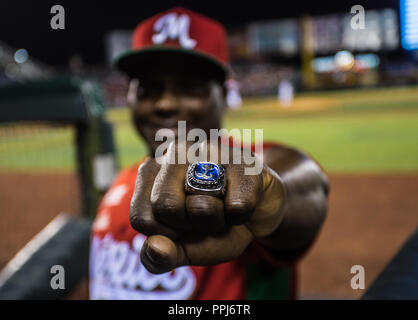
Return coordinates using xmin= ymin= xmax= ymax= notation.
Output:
xmin=0 ymin=0 xmax=401 ymax=66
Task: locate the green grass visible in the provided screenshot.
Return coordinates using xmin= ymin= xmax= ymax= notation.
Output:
xmin=0 ymin=125 xmax=77 ymax=172
xmin=223 ymin=108 xmax=418 ymax=172
xmin=1 ymin=85 xmax=418 ymax=173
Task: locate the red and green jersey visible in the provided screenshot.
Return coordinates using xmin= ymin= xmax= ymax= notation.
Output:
xmin=90 ymin=142 xmax=301 ymax=300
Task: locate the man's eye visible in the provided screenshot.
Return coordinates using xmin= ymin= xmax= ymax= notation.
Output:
xmin=182 ymin=84 xmax=210 ymax=96
xmin=137 ymin=86 xmax=145 ymax=97
xmin=138 ymin=83 xmax=164 ymax=98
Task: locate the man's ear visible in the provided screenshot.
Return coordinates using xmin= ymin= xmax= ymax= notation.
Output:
xmin=221 ymin=83 xmax=228 ymax=111
xmin=127 ymin=78 xmax=140 ymax=106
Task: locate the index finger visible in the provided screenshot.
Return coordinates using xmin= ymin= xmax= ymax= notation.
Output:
xmin=130 ymin=158 xmax=181 ymax=239
xmin=150 ymin=142 xmax=189 ymax=229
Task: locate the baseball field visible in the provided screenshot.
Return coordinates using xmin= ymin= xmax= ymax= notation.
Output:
xmin=1 ymin=84 xmax=418 ymax=299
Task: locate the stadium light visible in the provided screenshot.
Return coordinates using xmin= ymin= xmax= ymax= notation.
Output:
xmin=335 ymin=50 xmax=355 ymax=71
xmin=400 ymin=0 xmax=418 ymax=50
xmin=14 ymin=49 xmax=29 ymax=64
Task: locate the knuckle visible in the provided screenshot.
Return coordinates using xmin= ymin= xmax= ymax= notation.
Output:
xmin=186 ymin=196 xmax=221 ymax=218
xmin=129 ymin=209 xmax=155 ymax=235
xmin=151 ymin=193 xmax=183 ymax=216
xmin=186 ymin=196 xmax=224 ymax=231
xmin=187 ymin=201 xmax=225 ymax=232
xmin=187 ymin=200 xmax=214 ymax=217
xmin=225 ymin=198 xmax=256 ymax=223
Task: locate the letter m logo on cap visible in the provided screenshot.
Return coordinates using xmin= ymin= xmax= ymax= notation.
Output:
xmin=152 ymin=13 xmax=197 ymax=49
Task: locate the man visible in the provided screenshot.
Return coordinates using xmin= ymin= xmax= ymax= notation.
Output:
xmin=89 ymin=7 xmax=329 ymax=300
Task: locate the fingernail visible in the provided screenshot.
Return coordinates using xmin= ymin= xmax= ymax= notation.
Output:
xmin=145 ymin=244 xmax=166 ymax=265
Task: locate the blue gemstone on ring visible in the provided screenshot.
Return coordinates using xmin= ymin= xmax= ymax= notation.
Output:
xmin=194 ymin=162 xmax=220 ymax=181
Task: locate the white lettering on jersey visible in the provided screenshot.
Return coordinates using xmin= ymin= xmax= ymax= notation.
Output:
xmin=90 ymin=234 xmax=196 ymax=300
xmin=152 ymin=13 xmax=197 ymax=49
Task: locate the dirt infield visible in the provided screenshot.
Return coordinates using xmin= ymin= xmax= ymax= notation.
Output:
xmin=299 ymin=174 xmax=418 ymax=299
xmin=1 ymin=172 xmax=417 ymax=299
xmin=0 ymin=172 xmax=80 ymax=270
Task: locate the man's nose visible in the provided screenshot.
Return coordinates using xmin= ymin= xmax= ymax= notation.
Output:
xmin=154 ymin=88 xmax=180 ymax=117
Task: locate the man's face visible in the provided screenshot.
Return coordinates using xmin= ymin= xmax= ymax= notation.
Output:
xmin=127 ymin=64 xmax=226 ymax=155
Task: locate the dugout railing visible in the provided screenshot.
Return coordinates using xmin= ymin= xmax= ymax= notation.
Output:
xmin=0 ymin=76 xmax=117 ymax=219
xmin=0 ymin=76 xmax=117 ymax=299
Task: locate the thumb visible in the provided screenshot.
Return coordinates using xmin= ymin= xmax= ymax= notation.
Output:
xmin=140 ymin=235 xmax=188 ymax=274
xmin=141 ymin=226 xmax=254 ymax=274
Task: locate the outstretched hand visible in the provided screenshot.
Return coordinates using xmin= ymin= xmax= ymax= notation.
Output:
xmin=129 ymin=142 xmax=286 ymax=274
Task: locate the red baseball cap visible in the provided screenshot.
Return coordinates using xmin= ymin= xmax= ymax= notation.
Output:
xmin=114 ymin=7 xmax=230 ymax=82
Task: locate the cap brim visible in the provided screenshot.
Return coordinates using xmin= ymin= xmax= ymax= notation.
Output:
xmin=113 ymin=47 xmax=229 ymax=83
